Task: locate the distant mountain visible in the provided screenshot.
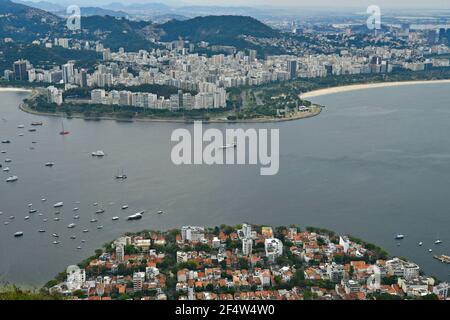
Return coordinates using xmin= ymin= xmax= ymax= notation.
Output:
xmin=55 ymin=7 xmax=129 ymax=18
xmin=12 ymin=0 xmax=65 ymax=13
xmin=158 ymin=15 xmax=279 ymax=44
xmin=103 ymin=2 xmax=171 ymax=12
xmin=0 ymin=0 xmax=60 ymax=41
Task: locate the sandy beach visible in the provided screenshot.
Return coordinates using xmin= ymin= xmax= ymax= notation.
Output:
xmin=0 ymin=87 xmax=33 ymax=93
xmin=300 ymin=79 xmax=450 ymax=99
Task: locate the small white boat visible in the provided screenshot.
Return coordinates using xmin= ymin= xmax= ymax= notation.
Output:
xmin=9 ymin=216 xmax=15 ymax=220
xmin=6 ymin=176 xmax=18 ymax=182
xmin=14 ymin=232 xmax=24 ymax=237
xmin=0 ymin=150 xmax=6 ymax=154
xmin=73 ymin=208 xmax=79 ymax=211
xmin=97 ymin=225 xmax=103 ymax=230
xmin=53 ymin=241 xmax=60 ymax=245
xmin=70 ymin=236 xmax=77 ymax=240
xmin=5 ymin=159 xmax=12 ymax=163
xmin=127 ymin=211 xmax=144 ymax=221
xmin=93 ymin=203 xmax=98 ymax=206
xmin=73 ymin=215 xmax=80 ymax=220
xmin=90 ymin=218 xmax=98 ymax=223
xmin=45 ymin=162 xmax=55 ymax=167
xmin=419 ymin=242 xmax=423 ymax=246
xmin=24 ymin=216 xmax=30 ymax=220
xmin=38 ymin=213 xmax=43 ymax=216
xmin=92 ymin=150 xmax=105 ymax=157
xmin=43 ymin=218 xmax=48 ymax=222
xmin=28 ymin=204 xmax=33 ymax=207
xmin=53 ymin=202 xmax=64 ymax=208
xmin=52 ymin=233 xmax=59 ymax=238
xmin=395 ymin=234 xmax=405 ymax=240
xmin=157 ymin=210 xmax=164 ymax=215
xmin=38 ymin=229 xmax=45 ymax=233
xmin=77 ymin=246 xmax=82 ymax=250
xmin=429 ymin=249 xmax=433 ymax=253
xmin=53 ymin=217 xmax=60 ymax=221
xmin=122 ymin=205 xmax=129 ymax=210
xmin=41 ymin=198 xmax=46 ymax=202
xmin=17 ymin=125 xmax=25 ymax=129
xmin=3 ymin=167 xmax=10 ymax=172
xmin=112 ymin=217 xmax=119 ymax=221
xmin=83 ymin=229 xmax=89 ymax=233
xmin=435 ymin=240 xmax=443 ymax=245
xmin=29 ymin=209 xmax=37 ymax=214
xmin=95 ymin=209 xmax=105 ymax=214
xmin=4 ymin=221 xmax=9 ymax=225
xmin=67 ymin=223 xmax=76 ymax=229
xmin=18 ymin=133 xmax=24 ymax=137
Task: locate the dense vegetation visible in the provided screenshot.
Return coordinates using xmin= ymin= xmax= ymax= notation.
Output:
xmin=0 ymin=285 xmax=60 ymax=300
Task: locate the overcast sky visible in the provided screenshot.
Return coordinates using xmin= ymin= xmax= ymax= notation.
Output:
xmin=25 ymin=0 xmax=450 ymax=9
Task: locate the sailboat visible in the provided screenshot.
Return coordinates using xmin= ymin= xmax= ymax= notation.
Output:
xmin=59 ymin=121 xmax=69 ymax=135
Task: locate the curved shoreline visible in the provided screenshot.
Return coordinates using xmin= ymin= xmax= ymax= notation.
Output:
xmin=19 ymin=102 xmax=322 ymax=124
xmin=300 ymin=79 xmax=450 ymax=99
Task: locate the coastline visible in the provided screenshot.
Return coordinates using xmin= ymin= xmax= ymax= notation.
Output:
xmin=300 ymin=79 xmax=450 ymax=99
xmin=18 ymin=101 xmax=322 ymax=124
xmin=0 ymin=87 xmax=33 ymax=93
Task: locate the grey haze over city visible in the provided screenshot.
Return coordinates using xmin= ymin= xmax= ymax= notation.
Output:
xmin=18 ymin=0 xmax=450 ymax=10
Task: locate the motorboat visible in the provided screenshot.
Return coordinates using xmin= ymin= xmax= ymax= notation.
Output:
xmin=127 ymin=211 xmax=144 ymax=221
xmin=14 ymin=232 xmax=24 ymax=237
xmin=52 ymin=233 xmax=59 ymax=238
xmin=17 ymin=125 xmax=25 ymax=129
xmin=83 ymin=229 xmax=89 ymax=233
xmin=73 ymin=215 xmax=80 ymax=220
xmin=95 ymin=209 xmax=105 ymax=214
xmin=38 ymin=230 xmax=45 ymax=233
xmin=6 ymin=176 xmax=18 ymax=182
xmin=122 ymin=205 xmax=129 ymax=210
xmin=24 ymin=216 xmax=30 ymax=220
xmin=53 ymin=217 xmax=60 ymax=221
xmin=90 ymin=218 xmax=98 ymax=223
xmin=53 ymin=202 xmax=64 ymax=208
xmin=67 ymin=223 xmax=76 ymax=229
xmin=157 ymin=210 xmax=164 ymax=215
xmin=1 ymin=140 xmax=11 ymax=144
xmin=53 ymin=241 xmax=60 ymax=245
xmin=435 ymin=240 xmax=443 ymax=245
xmin=3 ymin=167 xmax=10 ymax=172
xmin=5 ymin=159 xmax=12 ymax=163
xmin=70 ymin=236 xmax=77 ymax=240
xmin=73 ymin=208 xmax=79 ymax=211
xmin=29 ymin=209 xmax=37 ymax=214
xmin=395 ymin=234 xmax=405 ymax=240
xmin=45 ymin=162 xmax=55 ymax=167
xmin=28 ymin=128 xmax=37 ymax=132
xmin=31 ymin=122 xmax=43 ymax=126
xmin=97 ymin=225 xmax=103 ymax=230
xmin=112 ymin=217 xmax=119 ymax=221
xmin=92 ymin=150 xmax=105 ymax=157
xmin=419 ymin=242 xmax=423 ymax=246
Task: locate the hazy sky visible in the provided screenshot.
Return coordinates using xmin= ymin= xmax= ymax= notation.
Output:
xmin=25 ymin=0 xmax=450 ymax=9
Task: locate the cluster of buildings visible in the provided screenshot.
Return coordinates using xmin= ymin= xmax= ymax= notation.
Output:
xmin=3 ymin=25 xmax=450 ymax=111
xmin=49 ymin=224 xmax=449 ymax=300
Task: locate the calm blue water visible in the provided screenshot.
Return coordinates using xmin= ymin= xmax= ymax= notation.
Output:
xmin=0 ymin=83 xmax=449 ymax=286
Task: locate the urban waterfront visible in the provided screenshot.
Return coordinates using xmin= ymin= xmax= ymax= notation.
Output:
xmin=1 ymin=83 xmax=450 ymax=286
